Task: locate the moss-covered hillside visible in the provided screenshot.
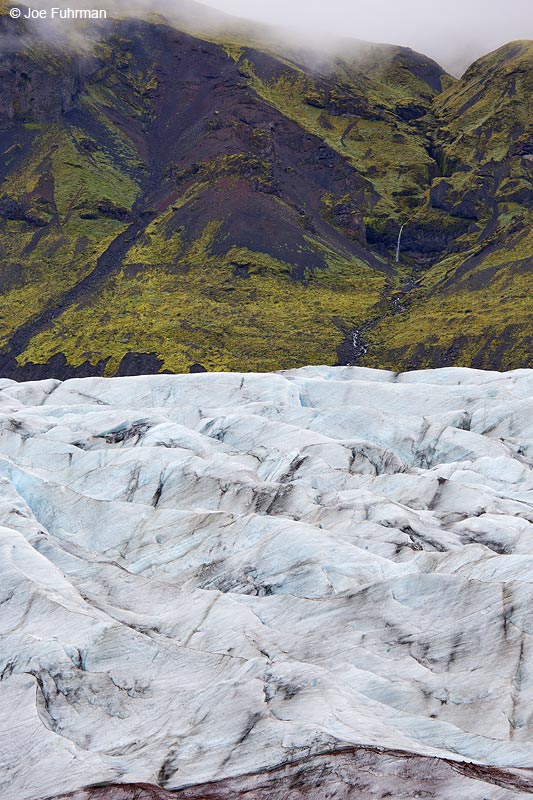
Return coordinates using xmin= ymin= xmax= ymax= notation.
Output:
xmin=0 ymin=7 xmax=531 ymax=377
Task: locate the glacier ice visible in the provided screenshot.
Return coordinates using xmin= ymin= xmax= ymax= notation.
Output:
xmin=0 ymin=367 xmax=533 ymax=799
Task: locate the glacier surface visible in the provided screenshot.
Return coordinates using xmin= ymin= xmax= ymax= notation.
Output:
xmin=0 ymin=366 xmax=533 ymax=799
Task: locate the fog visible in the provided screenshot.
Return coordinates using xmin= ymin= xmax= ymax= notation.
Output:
xmin=5 ymin=0 xmax=532 ymax=74
xmin=199 ymin=0 xmax=533 ymax=74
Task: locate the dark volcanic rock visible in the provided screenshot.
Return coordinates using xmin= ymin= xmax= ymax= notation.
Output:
xmin=0 ymin=352 xmax=110 ymax=380
xmin=116 ymin=352 xmax=166 ymax=376
xmin=0 ymin=16 xmax=92 ymax=131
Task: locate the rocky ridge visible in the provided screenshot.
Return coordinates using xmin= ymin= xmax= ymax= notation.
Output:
xmin=1 ymin=366 xmax=533 ymax=798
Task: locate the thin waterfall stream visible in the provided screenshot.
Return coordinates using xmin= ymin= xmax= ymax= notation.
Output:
xmin=396 ymin=223 xmax=405 ymax=263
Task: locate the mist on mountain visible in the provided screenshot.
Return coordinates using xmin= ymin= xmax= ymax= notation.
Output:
xmin=201 ymin=0 xmax=533 ymax=75
xmin=4 ymin=0 xmax=532 ymax=76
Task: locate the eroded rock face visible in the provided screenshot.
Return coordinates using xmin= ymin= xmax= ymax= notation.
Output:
xmin=0 ymin=366 xmax=533 ymax=800
xmin=0 ymin=15 xmax=87 ymax=132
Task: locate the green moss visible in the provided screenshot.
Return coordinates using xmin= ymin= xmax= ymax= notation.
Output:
xmin=4 ymin=123 xmax=138 ymax=219
xmin=222 ymin=43 xmax=244 ymax=62
xmin=0 ymin=217 xmax=127 ymax=346
xmin=245 ymin=66 xmax=435 ymax=222
xmin=19 ymin=222 xmax=386 ymax=374
xmin=362 ymin=219 xmax=533 ymax=370
xmin=434 ymin=41 xmax=533 ymax=171
xmin=125 ymin=209 xmax=184 ymax=266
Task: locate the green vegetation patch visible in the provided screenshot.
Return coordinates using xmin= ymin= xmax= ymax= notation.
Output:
xmin=19 ymin=224 xmax=386 ymax=374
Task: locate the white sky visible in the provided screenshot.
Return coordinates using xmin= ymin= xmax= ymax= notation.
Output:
xmin=199 ymin=0 xmax=533 ymax=73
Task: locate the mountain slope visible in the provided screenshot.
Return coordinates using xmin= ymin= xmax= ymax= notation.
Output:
xmin=365 ymin=40 xmax=533 ymax=370
xmin=0 ymin=4 xmax=531 ymax=376
xmin=2 ymin=367 xmax=533 ymax=800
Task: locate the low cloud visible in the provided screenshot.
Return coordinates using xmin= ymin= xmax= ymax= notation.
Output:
xmin=3 ymin=0 xmax=532 ymax=74
xmin=199 ymin=0 xmax=533 ymax=74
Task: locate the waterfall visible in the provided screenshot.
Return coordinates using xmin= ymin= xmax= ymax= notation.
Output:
xmin=395 ymin=223 xmax=405 ymax=263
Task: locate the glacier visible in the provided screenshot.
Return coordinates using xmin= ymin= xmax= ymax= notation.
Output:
xmin=0 ymin=366 xmax=533 ymax=799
